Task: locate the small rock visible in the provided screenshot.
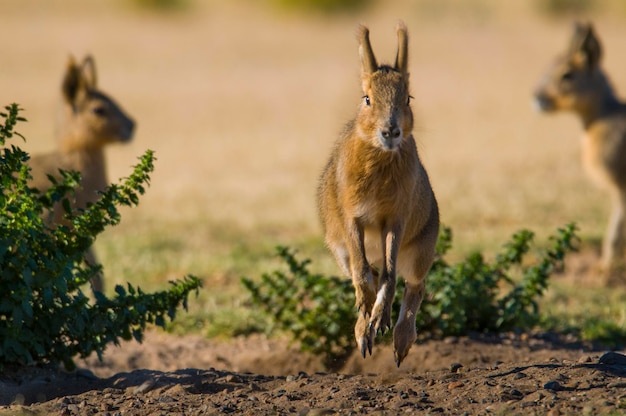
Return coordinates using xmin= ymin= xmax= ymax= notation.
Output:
xmin=286 ymin=375 xmax=297 ymax=382
xmin=133 ymin=378 xmax=156 ymax=394
xmin=578 ymin=355 xmax=593 ymax=364
xmin=543 ymin=381 xmax=563 ymax=391
xmin=599 ymin=351 xmax=626 ymax=366
xmin=447 ymin=381 xmax=465 ymax=390
xmin=450 ymin=363 xmax=463 ymax=373
xmin=513 ymin=372 xmax=527 ymax=380
xmin=225 ymin=374 xmax=242 ymax=383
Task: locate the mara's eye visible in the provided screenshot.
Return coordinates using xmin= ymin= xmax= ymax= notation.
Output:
xmin=92 ymin=106 xmax=108 ymax=117
xmin=407 ymin=95 xmax=413 ymax=105
xmin=363 ymin=95 xmax=371 ymax=106
xmin=560 ymin=71 xmax=574 ymax=82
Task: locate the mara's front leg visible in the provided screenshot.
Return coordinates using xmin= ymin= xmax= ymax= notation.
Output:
xmin=601 ymin=196 xmax=626 ymax=270
xmin=85 ymin=247 xmax=103 ymax=293
xmin=369 ymin=224 xmax=403 ymax=336
xmin=345 ymin=218 xmax=377 ymax=357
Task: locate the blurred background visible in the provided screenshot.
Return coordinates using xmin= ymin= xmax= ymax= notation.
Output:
xmin=2 ymin=0 xmax=626 ymax=334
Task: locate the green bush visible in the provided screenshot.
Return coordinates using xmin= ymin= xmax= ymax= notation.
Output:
xmin=242 ymin=246 xmax=356 ymax=369
xmin=242 ymin=223 xmax=579 ymax=369
xmin=0 ymin=104 xmax=201 ymax=370
xmin=417 ymin=224 xmax=578 ymax=336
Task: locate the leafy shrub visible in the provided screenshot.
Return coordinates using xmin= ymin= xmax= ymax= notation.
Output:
xmin=417 ymin=224 xmax=578 ymax=336
xmin=242 ymin=223 xmax=578 ymax=369
xmin=0 ymin=104 xmax=201 ymax=370
xmin=242 ymin=246 xmax=356 ymax=369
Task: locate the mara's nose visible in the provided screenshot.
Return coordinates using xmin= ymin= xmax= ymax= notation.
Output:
xmin=381 ymin=124 xmax=401 ymax=140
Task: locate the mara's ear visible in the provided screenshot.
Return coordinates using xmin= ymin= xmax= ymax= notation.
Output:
xmin=569 ymin=22 xmax=602 ymax=70
xmin=358 ymin=25 xmax=378 ymax=77
xmin=80 ymin=55 xmax=98 ymax=89
xmin=62 ymin=55 xmax=83 ymax=105
xmin=394 ymin=21 xmax=408 ymax=74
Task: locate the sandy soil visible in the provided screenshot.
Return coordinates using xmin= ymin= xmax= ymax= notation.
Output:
xmin=1 ymin=329 xmax=625 ymax=416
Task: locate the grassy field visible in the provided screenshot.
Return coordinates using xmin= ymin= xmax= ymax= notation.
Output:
xmin=2 ymin=0 xmax=626 ymax=339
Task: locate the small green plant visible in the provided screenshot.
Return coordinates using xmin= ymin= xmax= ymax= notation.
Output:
xmin=0 ymin=104 xmax=201 ymax=370
xmin=417 ymin=223 xmax=579 ymax=337
xmin=242 ymin=223 xmax=579 ymax=369
xmin=242 ymin=246 xmax=355 ymax=369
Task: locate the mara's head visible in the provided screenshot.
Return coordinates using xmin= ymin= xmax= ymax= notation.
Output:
xmin=59 ymin=55 xmax=135 ymax=151
xmin=356 ymin=22 xmax=413 ymax=152
xmin=534 ymin=22 xmax=612 ymax=118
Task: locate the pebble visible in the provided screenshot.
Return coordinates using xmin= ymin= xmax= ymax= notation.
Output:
xmin=225 ymin=374 xmax=242 ymax=383
xmin=543 ymin=381 xmax=563 ymax=391
xmin=599 ymin=351 xmax=626 ymax=366
xmin=133 ymin=378 xmax=156 ymax=394
xmin=447 ymin=381 xmax=465 ymax=390
xmin=450 ymin=363 xmax=463 ymax=373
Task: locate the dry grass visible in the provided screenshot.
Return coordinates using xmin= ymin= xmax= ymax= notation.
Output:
xmin=3 ymin=0 xmax=626 ymax=333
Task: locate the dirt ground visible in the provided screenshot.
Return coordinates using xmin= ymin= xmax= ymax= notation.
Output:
xmin=3 ymin=1 xmax=626 ymax=415
xmin=3 ymin=249 xmax=626 ymax=416
xmin=1 ymin=328 xmax=625 ymax=416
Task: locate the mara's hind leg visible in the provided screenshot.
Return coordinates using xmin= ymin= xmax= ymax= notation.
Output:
xmin=393 ymin=235 xmax=436 ymax=367
xmin=329 ymin=225 xmax=376 ymax=357
xmin=393 ymin=279 xmax=425 ymax=367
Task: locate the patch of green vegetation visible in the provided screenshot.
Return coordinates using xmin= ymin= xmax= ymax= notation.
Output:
xmin=242 ymin=223 xmax=580 ymax=369
xmin=0 ymin=104 xmax=200 ymax=370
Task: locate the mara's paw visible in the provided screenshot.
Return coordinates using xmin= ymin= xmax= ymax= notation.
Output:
xmin=369 ymin=301 xmax=392 ymax=336
xmin=354 ymin=313 xmax=375 ymax=358
xmin=369 ymin=283 xmax=394 ymax=335
xmin=393 ymin=319 xmax=417 ymax=367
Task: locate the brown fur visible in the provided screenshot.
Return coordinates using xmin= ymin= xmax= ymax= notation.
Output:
xmin=29 ymin=55 xmax=135 ymax=292
xmin=534 ymin=23 xmax=626 ymax=272
xmin=317 ymin=22 xmax=439 ymax=367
